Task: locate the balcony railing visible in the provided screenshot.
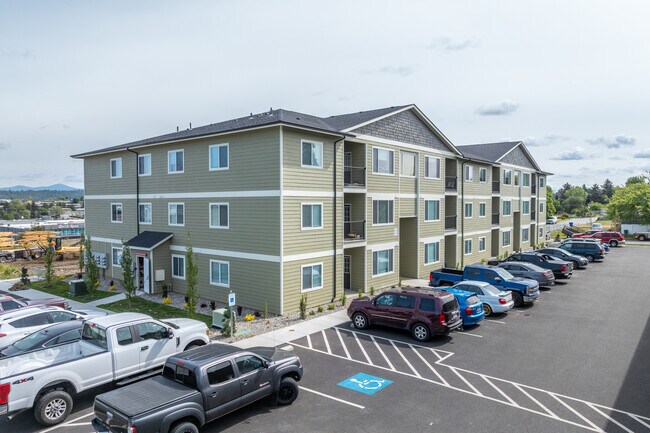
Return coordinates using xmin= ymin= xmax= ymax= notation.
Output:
xmin=492 ymin=213 xmax=499 ymax=225
xmin=344 ymin=220 xmax=365 ymax=242
xmin=492 ymin=181 xmax=500 ymax=193
xmin=445 ymin=215 xmax=457 ymax=230
xmin=344 ymin=166 xmax=366 ymax=188
xmin=445 ymin=176 xmax=457 ymax=191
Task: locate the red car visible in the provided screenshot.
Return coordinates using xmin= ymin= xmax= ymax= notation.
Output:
xmin=347 ymin=288 xmax=463 ymax=341
xmin=0 ymin=295 xmax=70 ymax=314
xmin=585 ymin=231 xmax=625 ymax=247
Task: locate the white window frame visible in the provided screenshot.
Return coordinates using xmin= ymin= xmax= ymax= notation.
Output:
xmin=301 ymin=262 xmax=323 ymax=292
xmin=209 ymin=143 xmax=229 ymax=171
xmin=503 ymin=200 xmax=512 ymax=216
xmin=138 ymin=154 xmax=151 ymax=177
xmin=168 ymin=202 xmax=185 ymax=227
xmin=540 ymin=202 xmax=545 ymax=213
xmin=539 ymin=177 xmax=545 ymax=188
xmin=514 ymin=171 xmax=520 ymax=186
xmin=139 ymin=203 xmax=152 ymax=225
xmin=504 ymin=169 xmax=512 ymax=185
xmin=539 ymin=227 xmax=545 ymax=238
xmin=111 ymin=247 xmax=123 ymax=268
xmin=522 ymin=200 xmax=530 ymax=215
xmin=399 ymin=151 xmax=417 ymax=177
xmin=372 ymin=199 xmax=394 ymax=226
xmin=300 ymin=139 xmax=323 ymax=169
xmin=424 ymin=242 xmax=440 ymax=265
xmin=372 ymin=249 xmax=394 ymax=277
xmin=110 ymin=158 xmax=122 ymax=179
xmin=464 ymin=239 xmax=473 ymax=255
xmin=301 ymin=203 xmax=323 ymax=230
xmin=523 ymin=172 xmax=530 ymax=187
xmin=168 ymin=149 xmax=184 ymax=174
xmin=522 ymin=228 xmax=530 ymax=243
xmin=209 ymin=259 xmax=230 ymax=287
xmin=424 ymin=200 xmax=440 ymax=222
xmin=502 ymin=230 xmax=512 ymax=247
xmin=479 ymin=167 xmax=487 ymax=183
xmin=209 ymin=203 xmax=229 ymax=229
xmin=479 ymin=202 xmax=486 ymax=218
xmin=171 ymin=254 xmax=186 ymax=280
xmin=464 ymin=164 xmax=474 ymax=182
xmin=424 ymin=156 xmax=441 ymax=179
xmin=479 ymin=236 xmax=486 ymax=252
xmin=110 ymin=203 xmax=123 ymax=223
xmin=372 ymin=146 xmax=395 ymax=176
xmin=464 ymin=202 xmax=473 ymax=218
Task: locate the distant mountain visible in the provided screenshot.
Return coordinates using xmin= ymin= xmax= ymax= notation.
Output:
xmin=0 ymin=184 xmax=81 ymax=191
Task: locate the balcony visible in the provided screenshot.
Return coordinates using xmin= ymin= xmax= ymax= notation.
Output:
xmin=531 ymin=211 xmax=536 ymax=221
xmin=344 ymin=220 xmax=365 ymax=242
xmin=492 ymin=213 xmax=499 ymax=225
xmin=492 ymin=181 xmax=500 ymax=193
xmin=445 ymin=215 xmax=457 ymax=230
xmin=532 ymin=184 xmax=537 ymax=194
xmin=344 ymin=166 xmax=366 ymax=188
xmin=445 ymin=176 xmax=457 ymax=191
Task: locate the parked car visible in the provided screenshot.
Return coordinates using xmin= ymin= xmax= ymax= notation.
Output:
xmin=449 ymin=281 xmax=514 ymax=316
xmin=92 ymin=344 xmax=303 ymax=433
xmin=497 ymin=262 xmax=556 ymax=287
xmin=573 ymin=229 xmax=603 ymax=237
xmin=591 ymin=223 xmax=604 ymax=231
xmin=347 ymin=288 xmax=463 ymax=341
xmin=0 ymin=295 xmax=70 ymax=314
xmin=440 ymin=288 xmax=485 ymax=325
xmin=492 ymin=252 xmax=572 ymax=279
xmin=560 ymin=237 xmax=610 ymax=252
xmin=0 ymin=320 xmax=83 ymax=358
xmin=0 ymin=251 xmax=15 ymax=263
xmin=586 ymin=231 xmax=625 ymax=247
xmin=634 ymin=232 xmax=650 ymax=241
xmin=558 ymin=241 xmax=605 ymax=262
xmin=536 ymin=247 xmax=589 ymax=269
xmin=0 ymin=306 xmax=91 ymax=347
xmin=546 ymin=216 xmax=558 ymax=224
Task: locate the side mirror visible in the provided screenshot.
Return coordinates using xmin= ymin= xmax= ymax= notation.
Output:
xmin=494 ymin=277 xmax=502 ymax=282
xmin=167 ymin=328 xmax=174 ymax=339
xmin=263 ymin=360 xmax=270 ymax=369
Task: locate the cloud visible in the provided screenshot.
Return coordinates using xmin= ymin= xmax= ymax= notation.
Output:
xmin=476 ymin=100 xmax=519 ymax=116
xmin=633 ymin=149 xmax=650 ymax=158
xmin=62 ymin=124 xmax=71 ymax=129
xmin=551 ymin=146 xmax=587 ymax=160
xmin=587 ymin=134 xmax=636 ymax=148
xmin=522 ymin=134 xmax=570 ymax=147
xmin=427 ymin=37 xmax=480 ymax=51
xmin=0 ymin=48 xmax=33 ymax=58
xmin=19 ymin=173 xmax=44 ymax=181
xmin=362 ymin=66 xmax=414 ymax=77
xmin=63 ymin=175 xmax=83 ymax=183
xmin=0 ymin=141 xmax=10 ymax=150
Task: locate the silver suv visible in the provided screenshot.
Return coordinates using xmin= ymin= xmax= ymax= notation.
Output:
xmin=0 ymin=306 xmax=88 ymax=347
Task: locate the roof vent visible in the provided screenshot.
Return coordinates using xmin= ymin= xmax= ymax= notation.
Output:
xmin=296 ymin=116 xmax=301 ymax=120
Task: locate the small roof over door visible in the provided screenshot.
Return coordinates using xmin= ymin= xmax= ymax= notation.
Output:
xmin=126 ymin=231 xmax=174 ymax=251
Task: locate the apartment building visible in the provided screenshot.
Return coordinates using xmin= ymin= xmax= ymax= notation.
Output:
xmin=72 ymin=105 xmax=550 ymax=314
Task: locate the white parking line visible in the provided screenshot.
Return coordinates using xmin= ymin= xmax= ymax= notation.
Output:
xmin=587 ymin=403 xmax=635 ymax=433
xmin=389 ymin=340 xmax=421 ymax=378
xmin=335 ymin=328 xmax=351 ymax=359
xmin=64 ymin=423 xmax=91 ymax=427
xmin=321 ymin=330 xmax=332 ymax=355
xmin=37 ymin=412 xmax=94 ymax=433
xmin=306 ymin=333 xmax=313 ymax=349
xmin=485 ymin=319 xmax=507 ymax=324
xmin=300 ymin=386 xmax=365 ymax=410
xmin=513 ymin=383 xmax=559 ymax=419
xmin=454 ymin=331 xmax=483 ymax=338
xmin=354 ymin=333 xmax=374 ymax=366
xmin=369 ymin=335 xmax=396 ymax=371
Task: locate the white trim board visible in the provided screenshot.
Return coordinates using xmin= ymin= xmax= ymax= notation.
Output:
xmin=170 ymin=245 xmax=281 ymax=263
xmin=420 ymin=235 xmax=444 ymax=244
xmin=367 ymin=241 xmax=399 ymax=251
xmin=86 ymin=190 xmax=344 ymax=200
xmin=283 ymin=249 xmax=344 ymax=263
xmin=353 ymin=134 xmax=460 ymax=158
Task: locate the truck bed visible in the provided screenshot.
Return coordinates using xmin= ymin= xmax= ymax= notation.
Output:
xmin=436 ymin=268 xmax=464 ymax=275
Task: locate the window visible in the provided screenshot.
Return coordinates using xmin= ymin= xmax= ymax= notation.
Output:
xmin=112 ymin=247 xmax=122 ymax=268
xmin=539 ymin=227 xmax=544 ymax=238
xmin=522 ymin=200 xmax=530 ymax=214
xmin=504 ymin=170 xmax=512 ymax=185
xmin=464 ymin=165 xmax=473 ymax=181
xmin=400 ymin=151 xmax=416 ymax=176
xmin=372 ymin=200 xmax=394 ymax=225
xmin=502 ymin=200 xmax=511 ymax=216
xmin=236 ymin=355 xmax=265 ymax=375
xmin=46 ymin=329 xmax=82 ymax=347
xmin=479 ymin=202 xmax=486 ymax=218
xmin=424 ymin=156 xmax=441 ymax=179
xmin=514 ymin=171 xmax=520 ymax=186
xmin=424 ymin=200 xmax=440 ymax=221
xmin=301 ymin=263 xmax=322 ymax=291
xmin=301 ymin=140 xmax=323 ymax=168
xmin=424 ymin=242 xmax=440 ymax=264
xmin=372 ymin=249 xmax=394 ymax=276
xmin=301 ymin=203 xmax=323 ymax=229
xmin=47 ymin=311 xmax=77 ymax=322
xmin=396 ymin=295 xmax=415 ymax=309
xmin=523 ymin=173 xmax=530 ymax=187
xmin=209 ymin=203 xmax=229 ymax=229
xmin=465 ymin=202 xmax=473 ymax=218
xmin=540 ymin=202 xmax=545 ymax=213
xmin=139 ymin=203 xmax=152 ymax=224
xmin=464 ymin=239 xmax=472 ymax=255
xmin=110 ymin=158 xmax=122 ymax=178
xmin=502 ymin=230 xmax=511 ymax=247
xmin=0 ymin=300 xmax=21 ymax=311
xmin=522 ymin=228 xmax=530 ymax=243
xmin=539 ymin=177 xmax=545 ymax=188
xmin=137 ymin=322 xmax=167 ymax=340
xmin=138 ymin=154 xmax=151 ymax=176
xmin=12 ymin=313 xmax=49 ymax=328
xmin=419 ymin=298 xmax=437 ymax=312
xmin=116 ymin=326 xmax=134 ymax=345
xmin=372 ymin=147 xmax=394 ymax=174
xmin=479 ymin=236 xmax=486 ymax=252
xmin=111 ymin=203 xmax=123 ymax=223
xmin=168 ymin=203 xmax=185 ymax=226
xmin=207 ymin=362 xmax=235 ymax=385
xmin=168 ymin=150 xmax=184 ymax=173
xmin=209 ymin=144 xmax=229 ymax=170
xmin=172 ymin=254 xmax=185 ymax=279
xmin=479 ymin=167 xmax=487 ymax=183
xmin=375 ymin=294 xmax=396 ymax=306
xmin=210 ymin=260 xmax=230 ymax=287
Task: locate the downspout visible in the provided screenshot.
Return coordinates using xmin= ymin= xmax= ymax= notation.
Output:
xmin=333 ymin=135 xmax=345 ymax=302
xmin=460 ymin=160 xmax=465 ymax=269
xmin=127 ymin=148 xmax=140 ymax=235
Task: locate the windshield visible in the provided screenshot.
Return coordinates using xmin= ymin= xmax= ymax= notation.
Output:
xmin=82 ymin=323 xmax=107 ymax=349
xmin=482 ymin=284 xmax=504 ymax=296
xmin=493 ymin=267 xmax=513 ymax=280
xmin=466 ymin=295 xmax=480 ymax=306
xmin=12 ymin=329 xmax=51 ymax=350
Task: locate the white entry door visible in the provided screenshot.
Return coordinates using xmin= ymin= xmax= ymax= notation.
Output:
xmin=142 ymin=257 xmax=151 ymax=293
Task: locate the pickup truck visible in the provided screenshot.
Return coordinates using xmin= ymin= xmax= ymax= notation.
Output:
xmin=0 ymin=294 xmax=70 ymax=314
xmin=488 ymin=252 xmax=573 ymax=279
xmin=91 ymin=344 xmax=303 ymax=433
xmin=430 ymin=264 xmax=540 ymax=307
xmin=0 ymin=312 xmax=209 ymax=426
xmin=634 ymin=232 xmax=650 ymax=241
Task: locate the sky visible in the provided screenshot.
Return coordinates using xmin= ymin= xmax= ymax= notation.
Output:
xmin=1 ymin=0 xmax=649 ymax=190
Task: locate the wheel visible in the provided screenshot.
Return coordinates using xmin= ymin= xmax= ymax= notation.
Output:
xmin=572 ymin=260 xmax=579 ymax=269
xmin=32 ymin=252 xmax=42 ymax=259
xmin=276 ymin=377 xmax=299 ymax=405
xmin=585 ymin=254 xmax=595 ymax=262
xmin=34 ymin=390 xmax=73 ymax=426
xmin=639 ymin=235 xmax=647 ymax=241
xmin=483 ymin=304 xmax=492 ymax=316
xmin=512 ymin=292 xmax=524 ymax=308
xmin=0 ymin=256 xmax=5 ymax=263
xmin=352 ymin=312 xmax=369 ymax=330
xmin=170 ymin=421 xmax=199 ymax=433
xmin=610 ymin=240 xmax=618 ymax=247
xmin=184 ymin=343 xmax=200 ymax=351
xmin=411 ymin=322 xmax=430 ymax=342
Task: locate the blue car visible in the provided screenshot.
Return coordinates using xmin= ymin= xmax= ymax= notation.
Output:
xmin=443 ymin=288 xmax=485 ymax=326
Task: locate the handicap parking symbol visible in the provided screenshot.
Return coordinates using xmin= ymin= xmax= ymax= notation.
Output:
xmin=338 ymin=373 xmax=393 ymax=395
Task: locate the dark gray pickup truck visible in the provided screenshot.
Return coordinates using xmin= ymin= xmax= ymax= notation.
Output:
xmin=91 ymin=344 xmax=303 ymax=433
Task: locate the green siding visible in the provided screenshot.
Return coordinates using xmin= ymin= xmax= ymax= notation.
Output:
xmin=367 ymin=245 xmax=399 ymax=291
xmin=399 ymin=218 xmax=418 ymax=278
xmin=283 ymin=254 xmax=342 ymax=312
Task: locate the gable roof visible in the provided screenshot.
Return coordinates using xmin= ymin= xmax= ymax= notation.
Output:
xmin=458 ymin=141 xmax=544 ymax=172
xmin=322 ymin=105 xmax=411 ymax=131
xmin=126 ymin=231 xmax=173 ymax=250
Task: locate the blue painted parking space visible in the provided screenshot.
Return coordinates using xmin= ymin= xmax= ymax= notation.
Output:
xmin=337 ymin=373 xmax=393 ymax=395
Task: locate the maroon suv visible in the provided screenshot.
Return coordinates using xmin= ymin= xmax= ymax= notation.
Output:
xmin=347 ymin=288 xmax=463 ymax=342
xmin=587 ymin=231 xmax=625 ymax=247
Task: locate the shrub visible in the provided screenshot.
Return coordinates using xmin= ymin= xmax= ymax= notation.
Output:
xmin=183 ymin=302 xmax=189 ymax=309
xmin=263 ymin=302 xmax=268 ymax=320
xmin=370 ymin=286 xmax=375 ymax=296
xmin=327 ymin=304 xmax=335 ymax=311
xmin=244 ymin=314 xmax=255 ymax=321
xmin=317 ymin=306 xmax=324 ymax=313
xmin=162 ymin=297 xmax=172 ymax=305
xmin=309 ymin=310 xmax=315 ymax=316
xmin=299 ymin=294 xmax=308 ymax=320
xmin=357 ymin=288 xmax=363 ymax=298
xmin=210 ymin=300 xmax=216 ymax=310
xmin=340 ymin=292 xmax=347 ymax=306
xmin=0 ymin=264 xmax=19 ymax=279
xmin=221 ymin=308 xmax=236 ymax=336
xmin=162 ymin=283 xmax=169 ymax=298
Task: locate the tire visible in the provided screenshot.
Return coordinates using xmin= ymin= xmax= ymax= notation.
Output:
xmin=411 ymin=322 xmax=430 ymax=342
xmin=170 ymin=421 xmax=199 ymax=433
xmin=639 ymin=235 xmax=647 ymax=241
xmin=585 ymin=254 xmax=595 ymax=262
xmin=483 ymin=304 xmax=492 ymax=316
xmin=352 ymin=312 xmax=369 ymax=330
xmin=276 ymin=377 xmax=299 ymax=405
xmin=512 ymin=292 xmax=524 ymax=308
xmin=34 ymin=390 xmax=73 ymax=426
xmin=610 ymin=240 xmax=618 ymax=247
xmin=32 ymin=252 xmax=42 ymax=259
xmin=0 ymin=256 xmax=5 ymax=263
xmin=572 ymin=260 xmax=579 ymax=269
xmin=184 ymin=343 xmax=200 ymax=351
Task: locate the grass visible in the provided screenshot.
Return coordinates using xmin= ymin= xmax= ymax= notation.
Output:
xmin=29 ymin=279 xmax=116 ymax=303
xmin=98 ymin=297 xmax=213 ymax=328
xmin=0 ymin=264 xmax=20 ymax=279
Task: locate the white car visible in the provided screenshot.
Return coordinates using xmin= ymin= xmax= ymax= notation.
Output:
xmin=0 ymin=306 xmax=92 ymax=348
xmin=450 ymin=281 xmax=514 ymax=316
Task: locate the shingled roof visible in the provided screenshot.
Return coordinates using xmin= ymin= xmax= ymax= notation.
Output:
xmin=322 ymin=105 xmax=410 ymax=131
xmin=457 ymin=141 xmax=520 ymax=163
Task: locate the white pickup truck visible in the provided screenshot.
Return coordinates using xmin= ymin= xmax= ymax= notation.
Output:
xmin=0 ymin=312 xmax=210 ymax=426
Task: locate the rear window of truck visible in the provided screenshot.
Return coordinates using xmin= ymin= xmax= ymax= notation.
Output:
xmin=163 ymin=364 xmax=198 ymax=389
xmin=82 ymin=323 xmax=108 ymax=349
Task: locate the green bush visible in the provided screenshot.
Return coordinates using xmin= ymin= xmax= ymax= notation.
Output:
xmin=340 ymin=292 xmax=347 ymax=306
xmin=317 ymin=305 xmax=324 ymax=313
xmin=327 ymin=304 xmax=335 ymax=311
xmin=309 ymin=310 xmax=315 ymax=316
xmin=357 ymin=288 xmax=363 ymax=298
xmin=299 ymin=294 xmax=308 ymax=320
xmin=370 ymin=286 xmax=375 ymax=296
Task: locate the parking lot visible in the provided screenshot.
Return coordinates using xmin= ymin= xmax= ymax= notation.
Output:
xmin=6 ymin=245 xmax=650 ymax=433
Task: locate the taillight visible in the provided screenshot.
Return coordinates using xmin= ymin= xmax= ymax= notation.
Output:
xmin=561 ymin=265 xmax=566 ymax=272
xmin=0 ymin=333 xmax=6 ymax=338
xmin=465 ymin=307 xmax=473 ymax=315
xmin=438 ymin=314 xmax=446 ymax=325
xmin=0 ymin=383 xmax=10 ymax=405
xmin=127 ymin=424 xmax=137 ymax=433
xmin=429 ymin=272 xmax=433 ymax=283
xmin=499 ymin=298 xmax=507 ymax=305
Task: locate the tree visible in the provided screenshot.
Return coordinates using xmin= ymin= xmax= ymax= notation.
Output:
xmin=587 ymin=184 xmax=605 ymax=204
xmin=602 ymin=179 xmax=614 ymax=199
xmin=625 ymin=175 xmax=648 ymax=186
xmin=43 ymin=237 xmax=55 ymax=287
xmin=185 ymin=238 xmax=198 ymax=318
xmin=49 ymin=205 xmax=63 ymax=218
xmin=121 ymin=242 xmax=136 ymax=306
xmin=607 ymin=183 xmax=650 ymax=224
xmin=546 ymin=185 xmax=557 ymax=216
xmin=561 ymin=187 xmax=588 ymax=215
xmin=555 ymin=183 xmax=572 ymax=203
xmin=78 ymin=232 xmax=85 ymax=275
xmin=84 ymin=236 xmax=100 ymax=297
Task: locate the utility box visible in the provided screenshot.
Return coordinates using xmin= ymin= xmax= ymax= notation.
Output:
xmin=212 ymin=308 xmax=227 ymax=328
xmin=69 ymin=279 xmax=88 ymax=296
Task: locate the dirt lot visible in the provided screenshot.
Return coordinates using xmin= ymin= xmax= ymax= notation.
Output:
xmin=3 ymin=254 xmax=81 ymax=278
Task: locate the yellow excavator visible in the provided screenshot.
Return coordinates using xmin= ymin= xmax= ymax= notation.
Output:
xmin=0 ymin=230 xmax=81 ymax=261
